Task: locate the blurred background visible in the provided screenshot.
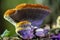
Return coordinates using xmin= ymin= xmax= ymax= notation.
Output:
xmin=0 ymin=0 xmax=60 ymax=37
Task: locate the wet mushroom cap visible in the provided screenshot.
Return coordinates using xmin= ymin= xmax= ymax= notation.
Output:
xmin=4 ymin=3 xmax=51 ymax=27
xmin=10 ymin=8 xmax=50 ymax=22
xmin=4 ymin=3 xmax=51 ymax=22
